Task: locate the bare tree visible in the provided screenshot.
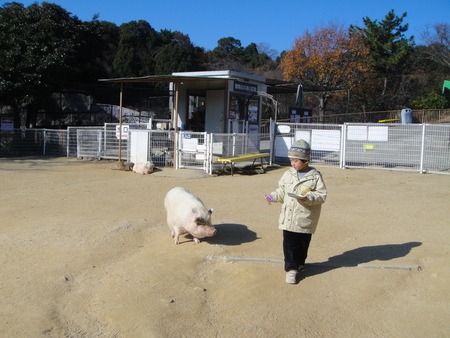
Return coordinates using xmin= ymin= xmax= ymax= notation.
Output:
xmin=420 ymin=23 xmax=450 ymax=68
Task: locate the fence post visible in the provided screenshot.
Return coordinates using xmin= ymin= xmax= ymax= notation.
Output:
xmin=269 ymin=121 xmax=275 ymax=165
xmin=341 ymin=124 xmax=347 ymax=168
xmin=43 ymin=129 xmax=47 ymax=155
xmin=419 ymin=124 xmax=426 ymax=174
xmin=66 ymin=127 xmax=70 ymax=157
xmin=339 ymin=125 xmax=345 ymax=169
xmin=97 ymin=130 xmax=102 ymax=160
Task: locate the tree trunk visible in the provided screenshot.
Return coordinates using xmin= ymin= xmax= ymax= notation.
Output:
xmin=13 ymin=103 xmax=21 ymax=128
xmin=381 ymin=77 xmax=387 ymax=96
xmin=26 ymin=101 xmax=39 ymax=128
xmin=318 ymin=93 xmax=328 ymax=123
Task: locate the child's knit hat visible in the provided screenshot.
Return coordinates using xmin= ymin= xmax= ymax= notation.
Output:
xmin=288 ymin=139 xmax=311 ymax=160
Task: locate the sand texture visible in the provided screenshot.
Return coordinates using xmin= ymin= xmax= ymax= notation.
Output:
xmin=0 ymin=157 xmax=449 ymax=337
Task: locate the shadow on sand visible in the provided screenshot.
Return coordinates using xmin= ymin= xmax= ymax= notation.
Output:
xmin=204 ymin=223 xmax=259 ymax=246
xmin=299 ymin=241 xmax=422 ymax=281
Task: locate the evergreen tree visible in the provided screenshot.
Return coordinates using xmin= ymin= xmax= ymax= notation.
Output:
xmin=350 ymin=10 xmax=415 ymax=108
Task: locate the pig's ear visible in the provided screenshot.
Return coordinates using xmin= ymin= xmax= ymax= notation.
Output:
xmin=208 ymin=208 xmax=214 ymax=214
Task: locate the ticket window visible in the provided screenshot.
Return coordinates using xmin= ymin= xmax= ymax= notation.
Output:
xmin=229 ymin=93 xmax=260 ymax=132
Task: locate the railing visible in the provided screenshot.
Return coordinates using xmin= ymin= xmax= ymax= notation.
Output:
xmin=272 ymin=122 xmax=450 ymax=175
xmin=262 ymin=109 xmax=450 ymax=126
xmin=2 ymin=122 xmax=449 ymax=175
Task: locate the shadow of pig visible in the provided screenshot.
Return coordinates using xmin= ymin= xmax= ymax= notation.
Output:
xmin=203 ymin=223 xmax=259 ymax=246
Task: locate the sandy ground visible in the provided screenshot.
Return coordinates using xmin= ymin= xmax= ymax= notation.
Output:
xmin=0 ymin=157 xmax=449 ymax=337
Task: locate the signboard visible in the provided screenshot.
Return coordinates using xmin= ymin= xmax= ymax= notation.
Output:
xmin=1 ymin=120 xmax=14 ymax=130
xmin=289 ymin=107 xmax=312 ymax=123
xmin=233 ymin=81 xmax=257 ymax=94
xmin=116 ymin=125 xmax=129 ymax=139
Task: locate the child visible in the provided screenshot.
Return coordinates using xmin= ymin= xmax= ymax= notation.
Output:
xmin=264 ymin=140 xmax=327 ymax=284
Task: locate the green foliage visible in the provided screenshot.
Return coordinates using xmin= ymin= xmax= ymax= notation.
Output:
xmin=349 ymin=10 xmax=416 ymax=110
xmin=154 ymin=31 xmax=204 ymax=74
xmin=212 ymin=37 xmax=244 ymax=60
xmin=113 ymin=20 xmax=160 ymax=77
xmin=0 ymin=2 xmax=83 ymax=103
xmin=350 ymin=10 xmax=414 ymax=74
xmin=408 ymin=90 xmax=448 ymax=109
xmin=210 ymin=37 xmax=275 ymax=71
xmin=1 ymin=2 xmax=448 ymax=127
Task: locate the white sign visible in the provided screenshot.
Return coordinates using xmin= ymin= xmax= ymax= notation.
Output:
xmin=1 ymin=120 xmax=14 ymax=130
xmin=277 ymin=125 xmax=291 ymax=133
xmin=116 ymin=125 xmax=129 ymax=139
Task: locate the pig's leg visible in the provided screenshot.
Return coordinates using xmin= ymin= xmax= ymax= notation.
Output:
xmin=172 ymin=228 xmax=184 ymax=245
xmin=193 ymin=237 xmax=201 ymax=244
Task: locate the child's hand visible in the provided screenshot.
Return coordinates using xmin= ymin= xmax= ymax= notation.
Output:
xmin=264 ymin=195 xmax=273 ymax=203
xmin=297 ymin=195 xmax=307 ymax=202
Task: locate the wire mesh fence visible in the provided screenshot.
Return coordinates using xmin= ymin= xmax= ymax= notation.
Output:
xmin=343 ymin=124 xmax=423 ymax=171
xmin=128 ymin=129 xmax=175 ymax=167
xmin=1 ymin=123 xmax=449 ymax=175
xmin=177 ymin=132 xmax=208 ymax=170
xmin=272 ymin=123 xmax=343 ymax=167
xmin=422 ymin=124 xmax=450 ymax=174
xmin=272 ymin=122 xmax=450 ymax=174
xmin=0 ymin=129 xmax=68 ymax=157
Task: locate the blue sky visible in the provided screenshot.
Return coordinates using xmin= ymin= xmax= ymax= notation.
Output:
xmin=7 ymin=0 xmax=450 ymax=56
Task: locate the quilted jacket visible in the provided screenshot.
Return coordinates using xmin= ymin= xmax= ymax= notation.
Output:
xmin=270 ymin=167 xmax=327 ymax=234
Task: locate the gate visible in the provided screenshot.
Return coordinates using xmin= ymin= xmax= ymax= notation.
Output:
xmin=177 ymin=131 xmax=208 ymax=170
xmin=77 ymin=129 xmax=103 ymax=159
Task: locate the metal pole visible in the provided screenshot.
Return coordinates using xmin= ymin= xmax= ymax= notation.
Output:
xmin=118 ymin=82 xmax=123 ymax=167
xmin=419 ymin=124 xmax=426 ymax=174
xmin=173 ymin=81 xmax=179 ymax=169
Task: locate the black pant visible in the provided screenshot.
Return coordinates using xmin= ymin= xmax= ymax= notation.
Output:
xmin=283 ymin=230 xmax=312 ymax=272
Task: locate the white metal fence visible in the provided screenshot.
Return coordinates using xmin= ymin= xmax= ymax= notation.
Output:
xmin=0 ymin=129 xmax=67 ymax=156
xmin=272 ymin=122 xmax=450 ymax=174
xmin=272 ymin=123 xmax=343 ymax=167
xmin=1 ymin=123 xmax=449 ymax=175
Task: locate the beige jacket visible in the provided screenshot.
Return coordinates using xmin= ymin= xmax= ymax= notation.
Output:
xmin=270 ymin=167 xmax=327 ymax=234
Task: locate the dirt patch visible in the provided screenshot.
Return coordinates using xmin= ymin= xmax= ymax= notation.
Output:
xmin=0 ymin=157 xmax=449 ymax=337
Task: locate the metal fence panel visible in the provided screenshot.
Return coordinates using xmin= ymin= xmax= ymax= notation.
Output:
xmin=423 ymin=124 xmax=450 ymax=174
xmin=177 ymin=131 xmax=208 ymax=170
xmin=77 ymin=129 xmax=103 ymax=159
xmin=0 ymin=129 xmax=43 ymax=156
xmin=273 ymin=123 xmax=343 ymax=167
xmin=343 ymin=123 xmax=424 ymax=172
xmin=67 ymin=127 xmax=102 ymax=157
xmin=126 ymin=129 xmax=175 ymax=167
xmin=207 ymin=133 xmax=271 ymax=174
xmin=44 ymin=130 xmax=67 ymax=156
xmin=3 ymin=124 xmax=450 ymax=176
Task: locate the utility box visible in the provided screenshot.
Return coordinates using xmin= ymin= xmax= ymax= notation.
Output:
xmin=401 ymin=108 xmax=413 ymax=124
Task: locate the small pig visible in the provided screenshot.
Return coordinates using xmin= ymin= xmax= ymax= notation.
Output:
xmin=132 ymin=161 xmax=154 ymax=175
xmin=164 ymin=187 xmax=216 ymax=244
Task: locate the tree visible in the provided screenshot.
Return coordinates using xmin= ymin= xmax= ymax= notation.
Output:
xmin=420 ymin=23 xmax=450 ymax=69
xmin=212 ymin=37 xmax=244 ymax=60
xmin=113 ymin=20 xmax=161 ymax=77
xmin=0 ymin=2 xmax=90 ymax=127
xmin=209 ymin=37 xmax=280 ymax=74
xmin=154 ymin=30 xmax=204 ymax=74
xmin=350 ymin=10 xmax=414 ymax=102
xmin=76 ymin=19 xmax=120 ymax=81
xmin=281 ymin=22 xmax=368 ymax=120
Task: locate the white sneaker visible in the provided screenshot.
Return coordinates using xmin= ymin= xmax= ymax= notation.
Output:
xmin=286 ymin=270 xmax=298 ymax=284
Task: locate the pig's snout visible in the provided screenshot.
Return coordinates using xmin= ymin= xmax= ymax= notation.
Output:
xmin=206 ymin=227 xmax=217 ymax=237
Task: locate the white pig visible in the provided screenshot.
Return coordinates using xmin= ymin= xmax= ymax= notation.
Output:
xmin=164 ymin=187 xmax=216 ymax=244
xmin=132 ymin=161 xmax=154 ymax=174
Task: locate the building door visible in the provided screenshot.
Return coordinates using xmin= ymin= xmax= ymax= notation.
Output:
xmin=205 ymin=90 xmax=225 ymax=133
